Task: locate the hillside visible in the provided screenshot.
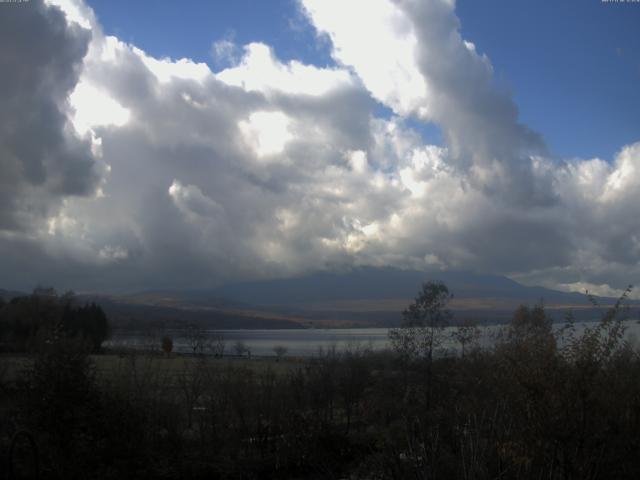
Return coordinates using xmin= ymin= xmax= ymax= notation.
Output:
xmin=2 ymin=268 xmax=635 ymax=328
xmin=118 ymin=268 xmax=637 ymax=327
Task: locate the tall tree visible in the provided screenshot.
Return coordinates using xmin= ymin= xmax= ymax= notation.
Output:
xmin=389 ymin=281 xmax=453 ymax=408
xmin=389 ymin=280 xmax=453 ymax=362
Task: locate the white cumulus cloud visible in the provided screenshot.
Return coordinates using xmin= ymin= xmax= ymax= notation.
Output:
xmin=0 ymin=0 xmax=638 ymax=298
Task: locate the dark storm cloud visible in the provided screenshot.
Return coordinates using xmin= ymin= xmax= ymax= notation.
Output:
xmin=0 ymin=0 xmax=97 ymax=232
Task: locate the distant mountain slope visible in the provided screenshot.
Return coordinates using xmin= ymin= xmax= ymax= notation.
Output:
xmin=202 ymin=267 xmax=637 ymax=326
xmin=0 ymin=288 xmax=306 ymax=330
xmin=2 ymin=268 xmax=634 ymax=329
xmin=77 ymin=294 xmax=307 ymax=330
xmin=211 ymin=267 xmax=605 ymax=307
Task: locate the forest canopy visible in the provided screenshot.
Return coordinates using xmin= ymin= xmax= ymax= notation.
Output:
xmin=0 ymin=288 xmax=109 ymax=353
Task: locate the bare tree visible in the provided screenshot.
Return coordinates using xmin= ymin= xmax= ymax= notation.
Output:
xmin=207 ymin=332 xmax=226 ymax=358
xmin=234 ymin=340 xmax=249 ymax=358
xmin=186 ymin=325 xmax=206 ymax=356
xmin=452 ymin=318 xmax=480 ymax=358
xmin=142 ymin=328 xmax=162 ymax=355
xmin=273 ymin=345 xmax=288 ymax=361
xmin=177 ymin=358 xmax=206 ymax=428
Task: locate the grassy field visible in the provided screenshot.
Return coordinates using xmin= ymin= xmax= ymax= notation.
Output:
xmin=95 ymin=352 xmax=305 ymax=376
xmin=1 ymin=351 xmax=306 ymax=386
xmin=0 ymin=354 xmax=32 ymax=383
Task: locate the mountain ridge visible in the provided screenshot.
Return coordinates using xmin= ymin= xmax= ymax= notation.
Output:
xmin=209 ymin=267 xmax=618 ymax=307
xmin=1 ymin=268 xmax=636 ymax=328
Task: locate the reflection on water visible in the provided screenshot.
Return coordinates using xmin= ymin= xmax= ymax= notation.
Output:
xmin=106 ymin=319 xmax=640 ymax=357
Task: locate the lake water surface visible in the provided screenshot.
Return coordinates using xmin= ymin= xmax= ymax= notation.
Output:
xmin=106 ymin=319 xmax=640 ymax=357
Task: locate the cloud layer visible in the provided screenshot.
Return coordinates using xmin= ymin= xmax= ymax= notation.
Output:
xmin=0 ymin=0 xmax=96 ymax=232
xmin=0 ymin=0 xmax=639 ymax=297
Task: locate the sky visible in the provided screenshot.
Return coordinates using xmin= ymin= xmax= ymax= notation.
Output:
xmin=0 ymin=0 xmax=639 ymax=296
xmin=88 ymin=0 xmax=640 ymax=160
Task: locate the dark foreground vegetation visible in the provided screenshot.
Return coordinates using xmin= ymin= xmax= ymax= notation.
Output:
xmin=0 ymin=288 xmax=109 ymax=354
xmin=2 ymin=284 xmax=640 ymax=479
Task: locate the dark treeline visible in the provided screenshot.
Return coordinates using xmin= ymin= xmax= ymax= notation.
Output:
xmin=0 ymin=288 xmax=109 ymax=353
xmin=2 ymin=283 xmax=640 ymax=479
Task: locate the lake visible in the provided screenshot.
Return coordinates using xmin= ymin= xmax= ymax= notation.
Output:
xmin=106 ymin=318 xmax=640 ymax=357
